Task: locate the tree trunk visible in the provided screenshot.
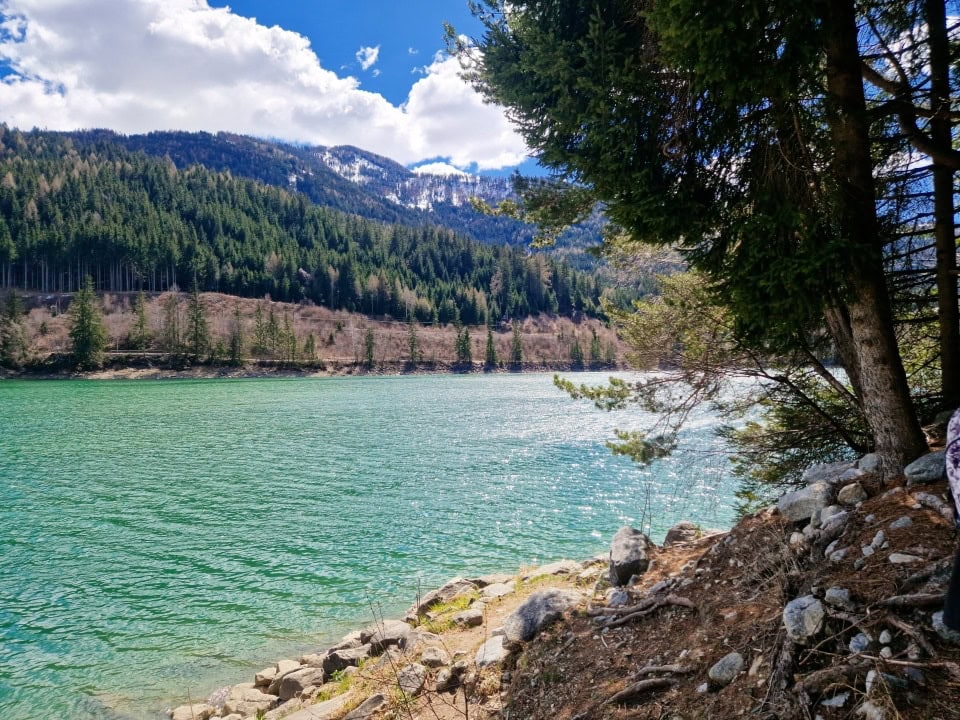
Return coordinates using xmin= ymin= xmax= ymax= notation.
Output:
xmin=820 ymin=0 xmax=927 ymax=477
xmin=925 ymin=0 xmax=960 ymax=409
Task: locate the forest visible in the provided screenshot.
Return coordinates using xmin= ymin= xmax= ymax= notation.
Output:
xmin=0 ymin=127 xmax=606 ymax=326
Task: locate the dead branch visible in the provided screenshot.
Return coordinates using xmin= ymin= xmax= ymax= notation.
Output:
xmin=601 ymin=595 xmax=695 ymax=628
xmin=882 ymin=614 xmax=937 ymax=658
xmin=902 ymin=558 xmax=953 ymax=588
xmin=796 ymin=663 xmax=868 ymax=695
xmin=631 ymin=664 xmax=695 ymax=678
xmin=878 ymin=593 xmax=945 ymax=609
xmin=601 ymin=677 xmax=678 ymax=706
xmin=858 ymin=656 xmax=960 ymax=681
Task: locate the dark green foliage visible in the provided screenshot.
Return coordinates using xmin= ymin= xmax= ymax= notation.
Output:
xmin=160 ymin=294 xmax=181 ymax=353
xmin=510 ymin=321 xmax=523 ymax=366
xmin=186 ymin=283 xmax=210 ymax=359
xmin=129 ymin=291 xmax=151 ymax=351
xmin=364 ymin=328 xmax=375 ymax=368
xmin=0 ymin=292 xmax=28 ymax=368
xmin=407 ymin=318 xmax=419 ymax=364
xmin=0 ymin=128 xmax=604 ymax=324
xmin=68 ymin=276 xmax=107 ymax=369
xmin=589 ymin=328 xmax=602 ymax=367
xmin=455 ymin=324 xmax=472 ymax=366
xmin=228 ymin=303 xmax=244 ymax=366
xmin=569 ymin=336 xmax=584 ymax=367
xmin=253 ymin=302 xmax=267 ymax=356
xmin=485 ymin=326 xmax=498 ymax=367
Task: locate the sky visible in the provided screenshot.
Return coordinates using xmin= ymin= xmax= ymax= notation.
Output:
xmin=0 ymin=0 xmax=536 ymax=175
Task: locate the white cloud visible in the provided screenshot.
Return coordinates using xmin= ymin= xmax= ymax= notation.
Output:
xmin=412 ymin=162 xmax=470 ymax=177
xmin=355 ymin=44 xmax=379 ymax=71
xmin=0 ymin=0 xmax=529 ymax=170
xmin=408 ymin=47 xmax=419 ymax=55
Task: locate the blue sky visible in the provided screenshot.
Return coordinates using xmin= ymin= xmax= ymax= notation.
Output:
xmin=0 ymin=0 xmax=533 ymax=174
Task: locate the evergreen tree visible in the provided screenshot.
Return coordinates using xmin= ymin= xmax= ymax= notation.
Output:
xmin=267 ymin=307 xmax=280 ymax=358
xmin=510 ymin=321 xmax=523 ymax=367
xmin=186 ymin=283 xmax=210 ymax=360
xmin=0 ymin=292 xmax=29 ymax=368
xmin=364 ymin=327 xmax=375 ymax=368
xmin=589 ymin=328 xmax=602 ymax=367
xmin=253 ymin=301 xmax=266 ymax=357
xmin=228 ymin=302 xmax=244 ymax=366
xmin=69 ymin=276 xmax=108 ymax=369
xmin=485 ymin=325 xmax=498 ymax=368
xmin=454 ymin=323 xmax=472 ymax=366
xmin=570 ymin=335 xmax=584 ymax=368
xmin=282 ymin=314 xmax=297 ymax=364
xmin=160 ymin=293 xmax=181 ymax=353
xmin=129 ymin=290 xmax=150 ymax=351
xmin=303 ymin=332 xmax=316 ymax=361
xmin=407 ymin=317 xmax=419 ymax=364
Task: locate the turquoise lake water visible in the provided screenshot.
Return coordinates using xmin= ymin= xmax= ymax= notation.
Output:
xmin=0 ymin=373 xmax=737 ymax=719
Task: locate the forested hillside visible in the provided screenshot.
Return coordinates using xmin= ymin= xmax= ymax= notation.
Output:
xmin=0 ymin=127 xmax=605 ymax=324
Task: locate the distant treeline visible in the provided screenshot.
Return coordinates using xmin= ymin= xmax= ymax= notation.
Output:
xmin=0 ymin=127 xmax=606 ymax=325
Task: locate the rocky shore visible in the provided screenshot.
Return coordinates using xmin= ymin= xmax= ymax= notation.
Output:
xmin=164 ymin=446 xmax=959 ymax=720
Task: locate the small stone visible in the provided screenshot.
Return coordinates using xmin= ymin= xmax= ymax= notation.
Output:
xmin=880 ymin=646 xmax=893 ymax=658
xmin=871 ymin=531 xmax=886 ymax=548
xmin=824 ymin=539 xmax=841 ymax=557
xmin=663 ymin=520 xmax=700 ymax=546
xmin=829 ymin=548 xmax=849 ymax=563
xmin=864 ymin=514 xmax=876 ymax=523
xmin=420 ymin=646 xmax=450 ymax=668
xmin=396 ymin=664 xmax=428 ymax=696
xmin=865 ymin=670 xmax=879 ymax=695
xmin=451 ymin=607 xmax=484 ymax=628
xmin=932 ymin=611 xmax=960 ymax=644
xmin=838 ymin=483 xmax=868 ymax=505
xmin=783 ymin=596 xmax=825 ymax=643
xmin=890 ymin=516 xmax=913 ymax=530
xmin=889 ymin=553 xmax=922 ymax=564
xmin=824 ymin=587 xmax=854 ymax=611
xmin=435 ymin=668 xmax=457 ymax=692
xmin=605 ymin=588 xmax=631 ymax=607
xmin=878 ymin=630 xmax=892 ymax=644
xmin=482 ymin=582 xmax=515 ymax=600
xmin=695 ymin=682 xmax=709 ymax=694
xmin=789 ymin=532 xmax=806 ymax=547
xmin=849 ymin=633 xmax=871 ymax=653
xmin=856 ymin=700 xmax=888 ymax=720
xmin=821 ymin=692 xmax=850 ymax=708
xmin=854 ymin=558 xmax=866 ymax=570
xmin=861 ymin=545 xmax=875 ymax=557
xmin=707 ymin=652 xmax=745 ymax=687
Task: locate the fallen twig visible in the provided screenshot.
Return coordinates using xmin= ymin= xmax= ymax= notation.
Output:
xmin=884 ymin=614 xmax=937 ymax=658
xmin=858 ymin=656 xmax=960 ymax=681
xmin=602 ymin=595 xmax=695 ymax=628
xmin=631 ymin=664 xmax=695 ymax=679
xmin=796 ymin=663 xmax=868 ymax=696
xmin=902 ymin=558 xmax=953 ymax=588
xmin=877 ymin=592 xmax=945 ymax=609
xmin=601 ymin=677 xmax=677 ymax=706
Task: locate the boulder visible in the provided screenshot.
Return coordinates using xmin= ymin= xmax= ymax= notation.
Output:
xmin=469 ymin=573 xmax=514 ymax=587
xmin=343 ymin=693 xmax=387 ymax=720
xmin=857 ymin=453 xmax=880 ymax=473
xmin=503 ymin=589 xmax=584 ymax=642
xmin=824 ymin=587 xmax=854 ymax=611
xmin=361 ymin=619 xmax=411 ymax=654
xmin=521 ymin=559 xmax=583 ymax=581
xmin=838 ymin=483 xmax=867 ymax=506
xmin=663 ymin=521 xmax=700 ymax=546
xmin=481 ymin=582 xmax=515 ymax=600
xmin=608 ymin=527 xmax=653 ymax=586
xmin=435 ymin=667 xmax=458 ymax=692
xmin=820 ymin=505 xmax=844 ymax=523
xmin=254 ymin=666 xmax=277 ymax=687
xmin=707 ymin=652 xmax=745 ymax=687
xmin=475 ymin=635 xmax=511 ymax=668
xmin=329 ymin=630 xmax=364 ymax=651
xmin=266 ymin=659 xmax=302 ymax=695
xmin=451 ymin=607 xmax=484 ymax=627
xmin=221 ymin=685 xmax=278 ymax=717
xmin=278 ymin=667 xmax=326 ymax=701
xmin=904 ymin=450 xmax=946 ymax=486
xmin=404 ymin=578 xmax=478 ymax=620
xmin=783 ymin=596 xmax=825 ymax=644
xmin=278 ymin=693 xmax=354 ymax=720
xmin=420 ymin=646 xmax=450 ymax=668
xmin=396 ymin=663 xmax=428 ymax=696
xmin=777 ymin=482 xmax=833 ymax=523
xmin=801 ymin=461 xmax=855 ymax=485
xmin=170 ymin=703 xmax=215 ymax=720
xmin=321 ymin=644 xmax=371 ymax=676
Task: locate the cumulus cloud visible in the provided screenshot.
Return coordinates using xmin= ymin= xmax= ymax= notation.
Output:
xmin=355 ymin=44 xmax=379 ymax=71
xmin=412 ymin=161 xmax=470 ymax=177
xmin=0 ymin=0 xmax=529 ymax=170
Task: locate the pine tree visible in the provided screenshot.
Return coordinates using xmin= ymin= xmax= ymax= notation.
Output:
xmin=570 ymin=336 xmax=584 ymax=368
xmin=267 ymin=308 xmax=280 ymax=358
xmin=69 ymin=276 xmax=108 ymax=369
xmin=282 ymin=314 xmax=297 ymax=364
xmin=160 ymin=293 xmax=181 ymax=353
xmin=303 ymin=332 xmax=316 ymax=361
xmin=228 ymin=302 xmax=244 ymax=366
xmin=485 ymin=325 xmax=498 ymax=368
xmin=186 ymin=283 xmax=210 ymax=360
xmin=510 ymin=321 xmax=523 ymax=366
xmin=589 ymin=328 xmax=602 ymax=367
xmin=364 ymin=327 xmax=375 ymax=368
xmin=0 ymin=292 xmax=29 ymax=368
xmin=407 ymin=317 xmax=419 ymax=364
xmin=129 ymin=290 xmax=150 ymax=351
xmin=253 ymin=301 xmax=266 ymax=356
xmin=454 ymin=323 xmax=472 ymax=366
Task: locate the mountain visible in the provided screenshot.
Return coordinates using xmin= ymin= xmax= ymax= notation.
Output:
xmin=64 ymin=130 xmax=604 ymax=267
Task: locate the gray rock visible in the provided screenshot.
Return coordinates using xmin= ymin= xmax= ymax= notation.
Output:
xmin=854 ymin=558 xmax=866 ymax=570
xmin=880 ymin=646 xmax=893 ymax=658
xmin=857 ymin=453 xmax=880 ymax=473
xmin=451 ymin=607 xmax=484 ymax=627
xmin=801 ymin=461 xmax=855 ymax=485
xmin=396 ymin=663 xmax=428 ymax=696
xmin=821 ymin=692 xmax=850 ymax=708
xmin=278 ymin=667 xmax=326 ymax=701
xmin=170 ymin=704 xmax=215 ymax=720
xmin=820 ymin=505 xmax=844 ymax=523
xmin=664 ymin=521 xmax=700 ymax=546
xmin=824 ymin=587 xmax=854 ymax=611
xmin=482 ymin=582 xmax=515 ymax=600
xmin=420 ymin=646 xmax=450 ymax=668
xmin=435 ymin=668 xmax=457 ymax=692
xmin=829 ymin=548 xmax=849 ymax=563
xmin=707 ymin=652 xmax=745 ymax=687
xmin=205 ymin=686 xmax=231 ymax=709
xmin=871 ymin=531 xmax=886 ymax=549
xmin=865 ymin=670 xmax=879 ymax=695
xmin=475 ymin=635 xmax=510 ymax=667
xmin=608 ymin=526 xmax=653 ymax=586
xmin=266 ymin=659 xmax=302 ymax=694
xmin=606 ymin=588 xmax=631 ymax=607
xmin=861 ymin=545 xmax=875 ymax=558
xmin=521 ymin=559 xmax=583 ymax=581
xmin=254 ymin=666 xmax=278 ymax=687
xmin=905 ymin=450 xmax=946 ymax=486
xmin=322 ymin=644 xmax=371 ymax=676
xmin=889 ymin=553 xmax=922 ymax=564
xmin=879 ymin=629 xmax=892 ymax=645
xmin=838 ymin=483 xmax=867 ymax=505
xmin=342 ymin=694 xmax=386 ymax=720
xmin=890 ymin=516 xmax=913 ymax=530
xmin=778 ymin=482 xmax=834 ymax=523
xmin=503 ymin=589 xmax=584 ymax=642
xmin=279 ymin=693 xmax=353 ymax=720
xmin=789 ymin=532 xmax=806 ymax=547
xmin=405 ymin=578 xmax=478 ymax=620
xmin=221 ymin=685 xmax=278 ymax=717
xmin=361 ymin=620 xmax=411 ymax=653
xmin=696 ymin=682 xmax=709 ymax=693
xmin=783 ymin=596 xmax=825 ymax=643
xmin=849 ymin=633 xmax=872 ymax=653
xmin=932 ymin=611 xmax=960 ymax=644
xmin=469 ymin=573 xmax=514 ymax=587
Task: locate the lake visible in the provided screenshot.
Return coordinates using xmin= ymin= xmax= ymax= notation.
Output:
xmin=0 ymin=373 xmax=737 ymax=719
